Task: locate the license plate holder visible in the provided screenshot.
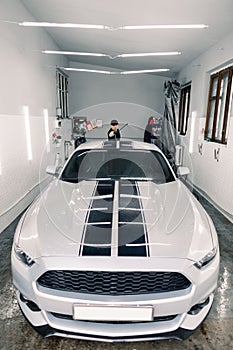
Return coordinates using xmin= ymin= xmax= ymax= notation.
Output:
xmin=73 ymin=304 xmax=154 ymax=321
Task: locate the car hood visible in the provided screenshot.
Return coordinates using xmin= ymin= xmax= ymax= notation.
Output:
xmin=18 ymin=179 xmax=214 ymax=262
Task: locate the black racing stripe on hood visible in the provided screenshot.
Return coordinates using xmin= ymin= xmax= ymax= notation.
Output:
xmin=118 ymin=223 xmax=146 ymax=256
xmin=81 ymin=180 xmax=114 ymax=256
xmin=118 ymin=180 xmax=147 ymax=257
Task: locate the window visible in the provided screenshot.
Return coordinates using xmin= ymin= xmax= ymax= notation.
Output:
xmin=205 ymin=65 xmax=233 ymax=144
xmin=56 ymin=69 xmax=69 ymax=119
xmin=178 ymin=84 xmax=191 ymax=135
xmin=61 ymin=149 xmax=175 ymax=184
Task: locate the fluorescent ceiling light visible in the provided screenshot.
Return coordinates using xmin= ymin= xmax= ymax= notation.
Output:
xmin=122 ymin=24 xmax=208 ymax=29
xmin=18 ymin=22 xmax=208 ymax=30
xmin=62 ymin=67 xmax=170 ymax=75
xmin=19 ymin=22 xmax=105 ymax=29
xmin=43 ymin=50 xmax=108 ymax=57
xmin=43 ymin=50 xmax=181 ymax=58
xmin=117 ymin=52 xmax=181 ymax=58
xmin=63 ymin=68 xmax=111 ymax=74
xmin=120 ymin=68 xmax=170 ymax=74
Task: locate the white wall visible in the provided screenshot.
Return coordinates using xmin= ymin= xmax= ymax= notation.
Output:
xmin=0 ymin=0 xmax=72 ymax=232
xmin=69 ymin=61 xmax=170 ymax=139
xmin=178 ymin=30 xmax=233 ymax=222
xmin=0 ymin=1 xmax=170 ymax=233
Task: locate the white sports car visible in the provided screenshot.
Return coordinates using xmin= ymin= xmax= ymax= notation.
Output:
xmin=11 ymin=139 xmax=219 ymax=342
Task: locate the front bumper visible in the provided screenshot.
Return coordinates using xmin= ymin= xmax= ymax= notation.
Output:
xmin=12 ymin=254 xmax=219 ymax=342
xmin=16 ymin=289 xmax=214 ymax=342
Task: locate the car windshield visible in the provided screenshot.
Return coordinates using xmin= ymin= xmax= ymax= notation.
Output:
xmin=60 ymin=149 xmax=175 ymax=184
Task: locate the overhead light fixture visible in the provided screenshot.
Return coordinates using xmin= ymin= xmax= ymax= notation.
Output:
xmin=42 ymin=50 xmax=108 ymax=57
xmin=120 ymin=68 xmax=170 ymax=74
xmin=117 ymin=52 xmax=181 ymax=58
xmin=43 ymin=50 xmax=181 ymax=58
xmin=62 ymin=67 xmax=170 ymax=75
xmin=63 ymin=68 xmax=111 ymax=74
xmin=19 ymin=22 xmax=106 ymax=29
xmin=122 ymin=24 xmax=208 ymax=30
xmin=18 ymin=22 xmax=208 ymax=30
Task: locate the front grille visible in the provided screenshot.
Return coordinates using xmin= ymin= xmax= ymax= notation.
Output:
xmin=37 ymin=271 xmax=191 ymax=295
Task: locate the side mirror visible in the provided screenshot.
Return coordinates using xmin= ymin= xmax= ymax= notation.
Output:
xmin=46 ymin=165 xmax=59 ymax=176
xmin=177 ymin=166 xmax=190 ymax=177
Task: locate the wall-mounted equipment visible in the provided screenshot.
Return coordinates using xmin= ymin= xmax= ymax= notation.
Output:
xmin=214 ymin=148 xmax=220 ymax=162
xmin=175 ymin=145 xmax=184 ymax=166
xmin=198 ymin=143 xmax=203 ymax=155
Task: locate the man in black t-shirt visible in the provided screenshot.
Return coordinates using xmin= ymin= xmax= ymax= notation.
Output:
xmin=107 ymin=120 xmax=121 ymax=140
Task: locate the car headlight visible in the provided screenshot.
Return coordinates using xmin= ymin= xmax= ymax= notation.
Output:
xmin=194 ymin=247 xmax=217 ymax=269
xmin=14 ymin=244 xmax=35 ymax=267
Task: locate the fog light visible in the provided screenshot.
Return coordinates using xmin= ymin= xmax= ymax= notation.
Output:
xmin=20 ymin=294 xmax=41 ymax=312
xmin=188 ymin=297 xmax=210 ymax=315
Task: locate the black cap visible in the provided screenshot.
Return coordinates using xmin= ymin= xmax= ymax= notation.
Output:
xmin=111 ymin=119 xmax=119 ymax=125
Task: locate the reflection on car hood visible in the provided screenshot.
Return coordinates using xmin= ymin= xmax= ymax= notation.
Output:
xmin=19 ymin=178 xmax=213 ymax=262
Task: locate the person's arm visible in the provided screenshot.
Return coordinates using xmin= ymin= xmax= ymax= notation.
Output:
xmin=116 ymin=129 xmax=121 ymax=139
xmin=108 ymin=129 xmax=115 ymax=139
xmin=144 ymin=129 xmax=151 ymax=143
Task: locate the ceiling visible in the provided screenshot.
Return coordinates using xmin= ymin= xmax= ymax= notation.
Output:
xmin=20 ymin=0 xmax=233 ymax=77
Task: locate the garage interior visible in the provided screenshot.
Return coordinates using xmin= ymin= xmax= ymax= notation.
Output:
xmin=0 ymin=0 xmax=233 ymax=349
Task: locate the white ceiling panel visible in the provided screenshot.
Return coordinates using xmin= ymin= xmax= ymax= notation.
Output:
xmin=17 ymin=0 xmax=233 ymax=76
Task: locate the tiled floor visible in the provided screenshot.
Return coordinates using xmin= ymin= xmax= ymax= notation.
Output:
xmin=0 ymin=194 xmax=232 ymax=350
